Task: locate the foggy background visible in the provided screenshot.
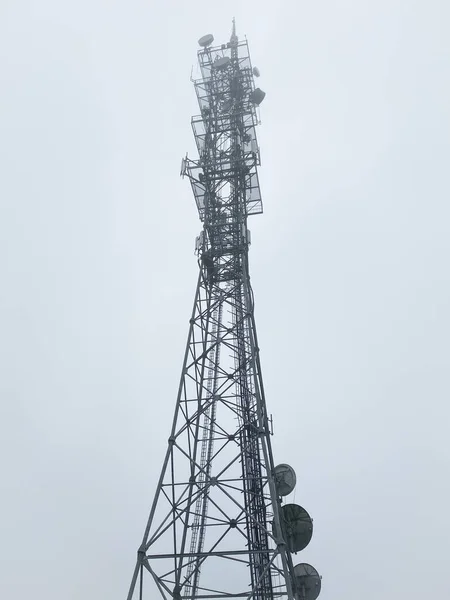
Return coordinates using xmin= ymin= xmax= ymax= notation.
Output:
xmin=1 ymin=1 xmax=449 ymax=598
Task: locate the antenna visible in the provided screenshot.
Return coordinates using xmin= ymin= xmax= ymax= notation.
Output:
xmin=230 ymin=17 xmax=238 ymax=46
xmin=198 ymin=33 xmax=214 ymax=47
xmin=293 ymin=563 xmax=322 ymax=600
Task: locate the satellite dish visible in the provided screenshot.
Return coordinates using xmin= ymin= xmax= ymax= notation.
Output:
xmin=250 ymin=88 xmax=266 ymax=105
xmin=276 ymin=504 xmax=313 ymax=553
xmin=293 ymin=563 xmax=321 ymax=600
xmin=274 ymin=464 xmax=296 ymax=496
xmin=213 ymin=56 xmax=231 ymax=70
xmin=253 ymin=67 xmax=261 ymax=77
xmin=198 ymin=34 xmax=214 ymax=47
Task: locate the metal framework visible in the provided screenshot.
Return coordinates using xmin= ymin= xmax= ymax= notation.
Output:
xmin=126 ymin=23 xmax=317 ymax=600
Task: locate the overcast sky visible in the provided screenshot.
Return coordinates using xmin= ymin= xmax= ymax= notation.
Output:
xmin=1 ymin=1 xmax=449 ymax=599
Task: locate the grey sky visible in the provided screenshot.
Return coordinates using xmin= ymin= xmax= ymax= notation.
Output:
xmin=1 ymin=1 xmax=449 ymax=598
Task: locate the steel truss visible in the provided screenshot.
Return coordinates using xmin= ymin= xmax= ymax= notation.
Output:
xmin=127 ymin=24 xmax=298 ymax=600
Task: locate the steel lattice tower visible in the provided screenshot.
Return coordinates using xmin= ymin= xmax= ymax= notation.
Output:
xmin=126 ymin=23 xmax=321 ymax=600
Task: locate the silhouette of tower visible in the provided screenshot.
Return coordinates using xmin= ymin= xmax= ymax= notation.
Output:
xmin=126 ymin=23 xmax=321 ymax=600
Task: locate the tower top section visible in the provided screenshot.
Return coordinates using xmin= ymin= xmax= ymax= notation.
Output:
xmin=182 ymin=28 xmax=266 ymax=223
xmin=230 ymin=17 xmax=238 ymax=49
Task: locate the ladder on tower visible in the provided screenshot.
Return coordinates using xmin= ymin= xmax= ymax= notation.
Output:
xmin=184 ymin=299 xmax=223 ymax=598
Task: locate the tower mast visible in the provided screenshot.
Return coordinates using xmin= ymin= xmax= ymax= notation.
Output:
xmin=126 ymin=24 xmax=321 ymax=600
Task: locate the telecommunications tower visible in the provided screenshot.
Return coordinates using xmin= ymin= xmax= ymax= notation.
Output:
xmin=126 ymin=23 xmax=321 ymax=600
